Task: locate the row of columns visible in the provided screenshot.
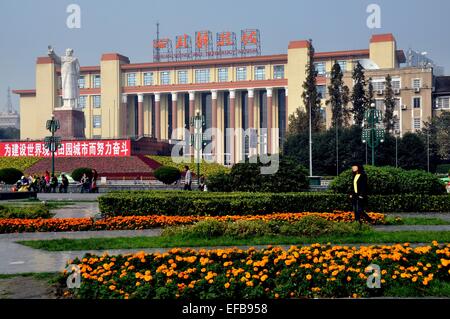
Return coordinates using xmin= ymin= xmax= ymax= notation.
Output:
xmin=122 ymin=87 xmax=288 ymax=163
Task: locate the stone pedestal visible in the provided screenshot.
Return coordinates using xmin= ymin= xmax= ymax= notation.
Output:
xmin=53 ymin=108 xmax=85 ymax=139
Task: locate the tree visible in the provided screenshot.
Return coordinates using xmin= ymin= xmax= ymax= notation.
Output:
xmin=326 ymin=62 xmax=349 ymax=127
xmin=383 ymin=74 xmax=396 ymax=132
xmin=366 ymin=78 xmax=374 ymax=108
xmin=421 ymin=112 xmax=450 ymax=161
xmin=301 ymin=39 xmax=322 ymax=133
xmin=288 ymin=108 xmax=309 ymax=135
xmin=398 ymin=132 xmax=427 ymax=170
xmin=351 ymin=62 xmax=367 ymax=126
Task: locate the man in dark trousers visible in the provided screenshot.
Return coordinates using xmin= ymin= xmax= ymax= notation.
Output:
xmin=349 ymin=162 xmax=373 ymax=225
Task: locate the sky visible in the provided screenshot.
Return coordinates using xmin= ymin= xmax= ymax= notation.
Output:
xmin=1 ymin=0 xmax=450 ymax=112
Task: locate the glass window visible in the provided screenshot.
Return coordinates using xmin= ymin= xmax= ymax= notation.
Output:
xmin=236 ymin=67 xmax=247 ymax=81
xmin=177 ymin=70 xmax=188 ymax=84
xmin=78 ymin=76 xmax=85 ymax=89
xmin=413 ymin=97 xmax=421 ymax=108
xmin=218 ymin=68 xmax=228 ymax=82
xmin=320 ymin=108 xmax=326 ymax=125
xmin=127 ymin=73 xmax=136 ymax=86
xmin=93 ymin=115 xmax=101 ymax=128
xmin=314 ymin=62 xmax=326 ymax=75
xmin=373 ymin=80 xmax=385 ymax=91
xmin=78 ymin=96 xmax=86 ymax=108
xmin=437 ymin=97 xmax=450 ymax=109
xmin=254 ymin=66 xmax=265 ymax=80
xmin=413 ymin=118 xmax=421 ymax=129
xmin=316 ymin=85 xmax=326 ymax=99
xmin=413 ymin=78 xmax=421 ymax=89
xmin=143 ymin=72 xmax=153 ymax=86
xmin=338 ymin=60 xmax=347 ymax=72
xmin=392 ymin=78 xmax=401 ymax=89
xmin=273 ymin=65 xmax=284 ymax=79
xmin=93 ymin=75 xmax=101 ymax=88
xmin=195 ymin=69 xmax=210 ymax=83
xmin=160 ymin=71 xmax=170 ymax=85
xmin=93 ymin=95 xmax=101 ymax=108
xmin=394 ymin=118 xmax=400 ymax=130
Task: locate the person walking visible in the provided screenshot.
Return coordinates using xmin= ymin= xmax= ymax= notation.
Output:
xmin=80 ymin=173 xmax=90 ymax=193
xmin=349 ymin=162 xmax=373 ymax=225
xmin=91 ymin=169 xmax=99 ymax=193
xmin=198 ymin=175 xmax=206 ymax=191
xmin=50 ymin=174 xmax=58 ymax=193
xmin=184 ymin=165 xmax=192 ymax=191
xmin=59 ymin=174 xmax=69 ymax=193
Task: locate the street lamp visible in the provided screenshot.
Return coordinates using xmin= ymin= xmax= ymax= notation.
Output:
xmin=306 ymin=93 xmax=313 ymax=177
xmin=190 ymin=112 xmax=205 ymax=185
xmin=362 ymin=103 xmax=385 ymax=166
xmin=44 ymin=115 xmax=62 ymax=177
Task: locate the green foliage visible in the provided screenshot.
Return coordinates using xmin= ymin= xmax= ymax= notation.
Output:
xmin=153 ymin=166 xmax=181 ymax=185
xmin=0 ymin=167 xmax=23 ymax=184
xmin=351 ymin=62 xmax=367 ymax=126
xmin=71 ymin=167 xmax=93 ymax=182
xmin=0 ymin=204 xmax=52 ymax=219
xmin=330 ymin=165 xmax=445 ymax=195
xmin=206 ymin=156 xmax=309 ymax=192
xmin=98 ymin=190 xmax=450 ymax=216
xmin=436 ymin=164 xmax=450 ymax=174
xmin=162 ymin=217 xmax=365 ymax=239
xmin=398 ymin=133 xmax=427 ymax=170
xmin=383 ymin=74 xmax=396 ymax=132
xmin=0 ymin=157 xmax=41 ymax=172
xmin=326 ymin=62 xmax=350 ymax=127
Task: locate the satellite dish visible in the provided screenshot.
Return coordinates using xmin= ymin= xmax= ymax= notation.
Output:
xmin=358 ymin=59 xmax=380 ymax=70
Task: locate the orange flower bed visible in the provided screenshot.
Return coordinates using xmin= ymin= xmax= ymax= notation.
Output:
xmin=0 ymin=211 xmax=386 ymax=233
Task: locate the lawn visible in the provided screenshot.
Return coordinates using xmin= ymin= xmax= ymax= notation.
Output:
xmin=148 ymin=155 xmax=230 ymax=177
xmin=18 ymin=230 xmax=450 ymax=251
xmin=0 ymin=157 xmax=41 ymax=172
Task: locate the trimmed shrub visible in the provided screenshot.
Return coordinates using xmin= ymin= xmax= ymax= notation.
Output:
xmin=153 ymin=166 xmax=181 ymax=185
xmin=0 ymin=204 xmax=52 ymax=219
xmin=0 ymin=168 xmax=23 ymax=184
xmin=71 ymin=167 xmax=93 ymax=182
xmin=98 ymin=190 xmax=450 ymax=215
xmin=329 ymin=165 xmax=446 ymax=195
xmin=206 ymin=156 xmax=309 ymax=192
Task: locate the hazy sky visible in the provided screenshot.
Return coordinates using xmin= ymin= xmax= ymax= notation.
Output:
xmin=1 ymin=0 xmax=449 ymax=112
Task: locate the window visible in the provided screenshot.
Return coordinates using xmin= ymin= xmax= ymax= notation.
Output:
xmin=254 ymin=66 xmax=265 ymax=80
xmin=218 ymin=68 xmax=228 ymax=82
xmin=78 ymin=76 xmax=85 ymax=89
xmin=177 ymin=70 xmax=188 ymax=84
xmin=195 ymin=69 xmax=210 ymax=83
xmin=316 ymin=85 xmax=326 ymax=98
xmin=392 ymin=78 xmax=401 ymax=90
xmin=320 ymin=108 xmax=326 ymax=125
xmin=78 ymin=96 xmax=86 ymax=108
xmin=143 ymin=72 xmax=153 ymax=86
xmin=437 ymin=97 xmax=450 ymax=109
xmin=338 ymin=60 xmax=347 ymax=72
xmin=394 ymin=118 xmax=400 ymax=130
xmin=93 ymin=75 xmax=101 ymax=88
xmin=412 ymin=78 xmax=422 ymax=89
xmin=236 ymin=67 xmax=247 ymax=81
xmin=160 ymin=71 xmax=170 ymax=85
xmin=314 ymin=62 xmax=326 ymax=75
xmin=127 ymin=73 xmax=136 ymax=86
xmin=93 ymin=115 xmax=101 ymax=128
xmin=93 ymin=95 xmax=101 ymax=108
xmin=273 ymin=65 xmax=284 ymax=79
xmin=372 ymin=79 xmax=385 ymax=91
xmin=413 ymin=97 xmax=421 ymax=108
xmin=413 ymin=118 xmax=421 ymax=129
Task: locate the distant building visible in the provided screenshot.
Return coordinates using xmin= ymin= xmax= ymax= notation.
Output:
xmin=406 ymin=48 xmax=445 ymax=76
xmin=433 ymin=76 xmax=450 ymax=116
xmin=0 ymin=88 xmax=19 ymax=129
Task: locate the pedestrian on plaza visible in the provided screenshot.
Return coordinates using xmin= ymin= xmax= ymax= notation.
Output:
xmin=349 ymin=162 xmax=373 ymax=225
xmin=198 ymin=175 xmax=206 ymax=191
xmin=50 ymin=174 xmax=58 ymax=193
xmin=80 ymin=173 xmax=91 ymax=193
xmin=184 ymin=165 xmax=192 ymax=191
xmin=91 ymin=169 xmax=99 ymax=193
xmin=39 ymin=176 xmax=47 ymax=192
xmin=59 ymin=174 xmax=69 ymax=193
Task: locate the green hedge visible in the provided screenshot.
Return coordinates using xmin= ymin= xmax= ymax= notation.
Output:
xmin=98 ymin=191 xmax=450 ymax=215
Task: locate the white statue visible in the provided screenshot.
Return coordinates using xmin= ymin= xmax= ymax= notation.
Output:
xmin=48 ymin=46 xmax=80 ymax=109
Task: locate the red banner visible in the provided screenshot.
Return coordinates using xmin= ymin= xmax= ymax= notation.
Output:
xmin=0 ymin=139 xmax=131 ymax=158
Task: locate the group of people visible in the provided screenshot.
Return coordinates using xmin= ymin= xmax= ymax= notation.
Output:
xmin=183 ymin=165 xmax=207 ymax=191
xmin=12 ymin=169 xmax=99 ymax=193
xmin=13 ymin=171 xmax=69 ymax=193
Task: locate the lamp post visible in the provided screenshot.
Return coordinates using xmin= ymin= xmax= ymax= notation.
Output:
xmin=362 ymin=103 xmax=385 ymax=166
xmin=305 ymin=94 xmax=313 ymax=177
xmin=44 ymin=115 xmax=62 ymax=177
xmin=190 ymin=112 xmax=205 ymax=185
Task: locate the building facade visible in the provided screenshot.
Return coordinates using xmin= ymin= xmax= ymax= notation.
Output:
xmin=14 ymin=33 xmax=442 ymax=164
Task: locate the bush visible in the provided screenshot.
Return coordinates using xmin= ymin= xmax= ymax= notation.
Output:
xmin=0 ymin=157 xmax=41 ymax=172
xmin=98 ymin=190 xmax=450 ymax=215
xmin=0 ymin=168 xmax=23 ymax=184
xmin=71 ymin=167 xmax=93 ymax=182
xmin=436 ymin=164 xmax=450 ymax=174
xmin=0 ymin=204 xmax=52 ymax=219
xmin=329 ymin=166 xmax=446 ymax=195
xmin=148 ymin=155 xmax=230 ymax=177
xmin=206 ymin=156 xmax=309 ymax=192
xmin=153 ymin=166 xmax=181 ymax=185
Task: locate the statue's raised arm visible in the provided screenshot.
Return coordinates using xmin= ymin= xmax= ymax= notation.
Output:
xmin=47 ymin=45 xmax=61 ymax=64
